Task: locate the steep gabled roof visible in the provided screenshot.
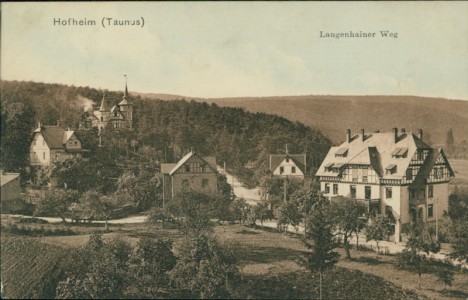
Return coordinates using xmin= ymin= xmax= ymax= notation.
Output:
xmin=165 ymin=151 xmax=218 ymax=176
xmin=270 ymin=154 xmax=306 ymax=172
xmin=32 ymin=125 xmax=82 ymax=150
xmin=316 ymin=131 xmax=437 ymax=180
xmin=36 ymin=126 xmax=66 ymax=149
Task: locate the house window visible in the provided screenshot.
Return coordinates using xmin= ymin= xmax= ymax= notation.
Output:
xmin=406 ymin=168 xmax=413 ymax=181
xmin=418 ymin=207 xmax=424 ymax=219
xmin=333 ymin=184 xmax=338 ymax=195
xmin=363 ymin=176 xmax=368 ymax=183
xmin=202 ymin=179 xmax=209 ymax=188
xmin=428 ymin=204 xmax=433 ymax=218
xmin=428 ymin=185 xmax=433 ymax=198
xmin=386 ymin=187 xmax=392 ymax=199
xmin=43 ymin=140 xmax=45 ymax=146
xmin=279 ymin=166 xmax=284 ymax=174
xmin=200 ymin=164 xmax=206 ymax=173
xmin=286 ymin=158 xmax=290 ymax=163
xmin=185 ymin=164 xmax=191 ymax=172
xmin=324 ymin=183 xmax=330 ymax=194
xmin=417 ymin=151 xmax=423 ymax=161
xmin=365 ymin=186 xmax=371 ymax=199
xmin=438 ymin=168 xmax=444 ymax=179
xmin=291 ymin=166 xmax=296 ymax=174
xmin=410 ymin=189 xmax=416 ymax=199
xmin=74 ymin=141 xmax=78 ymax=146
xmin=350 ymin=185 xmax=356 ymax=199
xmin=352 ymin=168 xmax=358 ymax=183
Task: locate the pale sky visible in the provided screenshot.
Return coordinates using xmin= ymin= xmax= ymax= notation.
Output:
xmin=2 ymin=2 xmax=467 ymax=99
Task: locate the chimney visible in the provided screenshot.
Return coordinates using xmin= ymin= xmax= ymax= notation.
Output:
xmin=190 ymin=147 xmax=195 ymax=153
xmin=401 ymin=128 xmax=406 ymax=134
xmin=418 ymin=129 xmax=423 ymax=140
xmin=361 ymin=129 xmax=365 ymax=141
xmin=375 ymin=129 xmax=380 ymax=133
xmin=346 ymin=129 xmax=351 ymax=143
xmin=393 ymin=127 xmax=398 ymax=143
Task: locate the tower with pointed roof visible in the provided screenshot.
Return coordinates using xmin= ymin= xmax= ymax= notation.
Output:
xmin=91 ymin=76 xmax=134 ymax=130
xmin=117 ymin=76 xmax=133 ymax=129
xmin=93 ymin=92 xmax=111 ymax=130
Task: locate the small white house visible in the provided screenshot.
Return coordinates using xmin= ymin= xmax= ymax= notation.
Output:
xmin=270 ymin=154 xmax=307 ymax=178
xmin=30 ymin=124 xmax=89 ymax=166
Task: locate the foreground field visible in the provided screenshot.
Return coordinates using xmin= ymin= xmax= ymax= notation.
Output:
xmin=2 ymin=223 xmax=467 ymax=299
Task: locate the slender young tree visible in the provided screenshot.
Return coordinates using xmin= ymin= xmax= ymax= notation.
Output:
xmin=330 ymin=197 xmax=367 ymax=259
xmin=301 ymin=196 xmax=340 ymax=300
xmin=396 ymin=221 xmax=440 ymax=289
xmin=365 ymin=215 xmax=392 ymax=254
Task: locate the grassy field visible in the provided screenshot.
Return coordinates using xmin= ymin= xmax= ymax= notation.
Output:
xmin=2 ymin=222 xmax=467 ymax=299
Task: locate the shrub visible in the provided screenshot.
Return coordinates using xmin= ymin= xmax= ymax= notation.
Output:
xmin=17 ymin=217 xmax=49 ymax=224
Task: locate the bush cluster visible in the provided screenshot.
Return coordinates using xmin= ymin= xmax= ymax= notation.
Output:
xmin=3 ymin=224 xmax=77 ymax=237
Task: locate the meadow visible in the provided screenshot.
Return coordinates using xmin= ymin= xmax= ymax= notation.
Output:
xmin=2 ymin=219 xmax=467 ymax=299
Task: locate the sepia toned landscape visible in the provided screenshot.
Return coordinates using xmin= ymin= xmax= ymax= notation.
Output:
xmin=1 ymin=80 xmax=468 ymax=299
xmin=2 ymin=2 xmax=468 ymax=300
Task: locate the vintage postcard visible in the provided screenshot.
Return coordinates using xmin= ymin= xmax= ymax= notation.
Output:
xmin=1 ymin=2 xmax=467 ymax=299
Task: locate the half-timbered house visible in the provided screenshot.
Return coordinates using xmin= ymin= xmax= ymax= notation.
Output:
xmin=316 ymin=128 xmax=454 ymax=242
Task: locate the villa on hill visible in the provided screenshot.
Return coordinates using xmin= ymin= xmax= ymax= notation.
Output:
xmin=30 ymin=123 xmax=89 ymax=166
xmin=91 ymin=82 xmax=134 ymax=130
xmin=316 ymin=128 xmax=455 ymax=242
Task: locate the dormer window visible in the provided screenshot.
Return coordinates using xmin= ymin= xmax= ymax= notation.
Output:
xmin=385 ymin=164 xmax=397 ymax=175
xmin=324 ymin=163 xmax=334 ymax=172
xmin=391 ymin=147 xmax=408 ymax=158
xmin=335 ymin=147 xmax=348 ymax=158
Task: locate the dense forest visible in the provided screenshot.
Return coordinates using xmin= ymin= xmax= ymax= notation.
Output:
xmin=0 ymin=80 xmax=332 ymax=183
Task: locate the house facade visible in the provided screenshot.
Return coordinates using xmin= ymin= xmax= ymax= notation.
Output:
xmin=1 ymin=170 xmax=23 ymax=213
xmin=270 ymin=154 xmax=307 ymax=178
xmin=316 ymin=128 xmax=454 ymax=242
xmin=161 ymin=151 xmax=218 ymax=203
xmin=30 ymin=124 xmax=89 ymax=166
xmin=92 ymin=83 xmax=133 ymax=130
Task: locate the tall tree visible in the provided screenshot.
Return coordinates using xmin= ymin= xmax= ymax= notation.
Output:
xmin=0 ymin=101 xmax=36 ymax=172
xmin=365 ymin=215 xmax=392 ymax=253
xmin=80 ymin=189 xmax=122 ymax=230
xmin=35 ymin=188 xmax=79 ymax=223
xmin=395 ymin=221 xmax=440 ymax=289
xmin=330 ymin=198 xmax=367 ymax=259
xmin=301 ymin=196 xmax=340 ymax=300
xmin=446 ymin=128 xmax=455 ymax=155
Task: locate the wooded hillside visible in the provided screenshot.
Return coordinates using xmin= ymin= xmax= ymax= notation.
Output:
xmin=0 ymin=80 xmax=332 ymax=179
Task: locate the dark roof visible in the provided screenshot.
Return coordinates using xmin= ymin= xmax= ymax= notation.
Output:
xmin=161 ymin=163 xmax=177 ymax=174
xmin=38 ymin=126 xmax=67 ymax=149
